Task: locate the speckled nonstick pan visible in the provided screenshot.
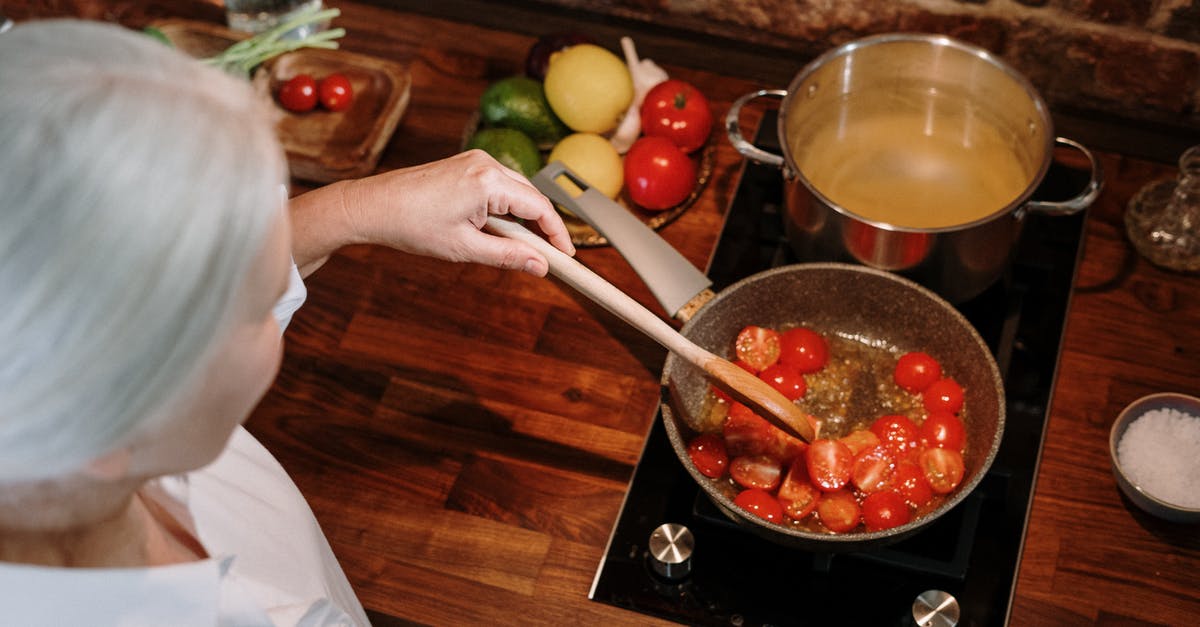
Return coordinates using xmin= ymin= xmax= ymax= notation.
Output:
xmin=528 ymin=163 xmax=1006 ymax=551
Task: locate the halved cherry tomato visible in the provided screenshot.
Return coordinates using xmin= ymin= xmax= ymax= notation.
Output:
xmin=839 ymin=429 xmax=882 ymax=456
xmin=919 ymin=447 xmax=965 ymax=494
xmin=870 ymin=414 xmax=921 ymax=455
xmin=640 ymin=79 xmax=714 ymax=153
xmin=862 ymin=491 xmax=912 ymax=531
xmin=318 ymin=73 xmax=354 ymax=112
xmin=711 ymin=359 xmax=755 ymax=403
xmin=920 ymin=411 xmax=967 ymax=451
xmin=778 ymin=327 xmax=828 ymax=373
xmin=278 ymin=74 xmax=318 ymax=112
xmin=894 ymin=351 xmax=942 ymax=393
xmin=730 ymin=455 xmax=782 ymax=490
xmin=892 ymin=461 xmax=934 ymax=507
xmin=734 ymin=325 xmax=781 ymax=372
xmin=769 ymin=428 xmax=808 ymax=466
xmin=923 ymin=377 xmax=965 ymax=414
xmin=816 ymin=489 xmax=860 ymax=533
xmin=734 ymin=488 xmax=784 ymax=522
xmin=805 ymin=438 xmax=853 ymax=492
xmin=723 ymin=403 xmax=774 ymax=457
xmin=624 ymin=136 xmax=697 ymax=211
xmin=758 ymin=362 xmax=807 ymax=401
xmin=851 ymin=445 xmax=896 ymax=494
xmin=686 ymin=434 xmax=728 ymax=479
xmin=777 ymin=461 xmax=820 ymax=521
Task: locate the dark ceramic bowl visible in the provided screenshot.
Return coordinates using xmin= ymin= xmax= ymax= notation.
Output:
xmin=661 ymin=263 xmax=1005 ymax=551
xmin=1110 ymin=393 xmax=1200 ymax=524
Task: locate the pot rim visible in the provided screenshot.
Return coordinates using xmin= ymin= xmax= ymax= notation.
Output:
xmin=777 ymin=32 xmax=1056 ymax=234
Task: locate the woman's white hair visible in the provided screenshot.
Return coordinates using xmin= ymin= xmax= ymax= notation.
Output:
xmin=0 ymin=20 xmax=286 ymax=482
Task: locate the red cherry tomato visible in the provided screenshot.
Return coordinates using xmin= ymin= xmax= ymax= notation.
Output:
xmin=892 ymin=461 xmax=934 ymax=507
xmin=686 ymin=434 xmax=728 ymax=479
xmin=919 ymin=447 xmax=966 ymax=494
xmin=894 ymin=351 xmax=942 ymax=393
xmin=733 ymin=325 xmax=781 ymax=372
xmin=870 ymin=414 xmax=921 ymax=455
xmin=816 ymin=489 xmax=861 ymax=533
xmin=639 ymin=79 xmax=714 ymax=153
xmin=730 ymin=455 xmax=783 ymax=491
xmin=623 ymin=136 xmax=697 ymax=211
xmin=777 ymin=462 xmax=821 ymax=521
xmin=805 ymin=438 xmax=853 ymax=492
xmin=851 ymin=445 xmax=896 ymax=494
xmin=778 ymin=327 xmax=828 ymax=373
xmin=923 ymin=377 xmax=965 ymax=414
xmin=920 ymin=411 xmax=967 ymax=451
xmin=711 ymin=359 xmax=755 ymax=403
xmin=278 ymin=74 xmax=317 ymax=112
xmin=318 ymin=73 xmax=354 ymax=112
xmin=839 ymin=429 xmax=882 ymax=456
xmin=769 ymin=428 xmax=809 ymax=467
xmin=734 ymin=488 xmax=784 ymax=522
xmin=758 ymin=362 xmax=807 ymax=401
xmin=862 ymin=491 xmax=912 ymax=531
xmin=723 ymin=403 xmax=774 ymax=457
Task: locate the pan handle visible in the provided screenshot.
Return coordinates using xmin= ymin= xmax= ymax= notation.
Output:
xmin=725 ymin=89 xmax=787 ymax=168
xmin=1022 ymin=137 xmax=1105 ymax=217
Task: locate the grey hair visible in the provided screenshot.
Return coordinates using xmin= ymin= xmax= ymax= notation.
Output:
xmin=0 ymin=20 xmax=286 ymax=481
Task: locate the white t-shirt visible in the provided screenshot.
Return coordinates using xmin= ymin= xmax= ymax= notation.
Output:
xmin=0 ymin=263 xmax=369 ymax=626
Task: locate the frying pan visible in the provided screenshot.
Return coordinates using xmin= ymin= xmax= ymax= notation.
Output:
xmin=516 ymin=163 xmax=1005 ymax=551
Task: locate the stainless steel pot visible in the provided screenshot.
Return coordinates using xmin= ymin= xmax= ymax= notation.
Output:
xmin=727 ymin=33 xmax=1103 ymax=303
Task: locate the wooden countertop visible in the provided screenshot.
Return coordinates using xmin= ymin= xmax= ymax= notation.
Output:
xmin=7 ymin=1 xmax=1199 ymax=624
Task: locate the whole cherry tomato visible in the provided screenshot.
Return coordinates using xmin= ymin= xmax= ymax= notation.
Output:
xmin=920 ymin=410 xmax=967 ymax=451
xmin=758 ymin=362 xmax=807 ymax=401
xmin=623 ymin=136 xmax=697 ymax=210
xmin=686 ymin=433 xmax=728 ymax=479
xmin=640 ymin=79 xmax=713 ymax=153
xmin=278 ymin=74 xmax=318 ymax=112
xmin=894 ymin=351 xmax=942 ymax=393
xmin=318 ymin=73 xmax=354 ymax=112
xmin=862 ymin=491 xmax=912 ymax=531
xmin=891 ymin=461 xmax=934 ymax=507
xmin=734 ymin=488 xmax=784 ymax=522
xmin=923 ymin=377 xmax=965 ymax=414
xmin=870 ymin=414 xmax=921 ymax=455
xmin=779 ymin=327 xmax=828 ymax=373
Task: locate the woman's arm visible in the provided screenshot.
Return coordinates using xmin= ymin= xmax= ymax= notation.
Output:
xmin=287 ymin=150 xmax=574 ymax=278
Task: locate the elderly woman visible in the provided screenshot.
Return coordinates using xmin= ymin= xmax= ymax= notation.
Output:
xmin=0 ymin=19 xmax=572 ymax=625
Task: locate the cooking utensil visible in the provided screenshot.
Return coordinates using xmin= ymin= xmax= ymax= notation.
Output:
xmin=726 ymin=33 xmax=1103 ymax=303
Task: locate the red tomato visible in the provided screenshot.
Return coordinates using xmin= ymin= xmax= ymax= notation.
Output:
xmin=851 ymin=445 xmax=896 ymax=494
xmin=778 ymin=327 xmax=828 ymax=373
xmin=892 ymin=461 xmax=934 ymax=507
xmin=758 ymin=362 xmax=807 ymax=401
xmin=769 ymin=428 xmax=808 ymax=466
xmin=919 ymin=447 xmax=965 ymax=494
xmin=923 ymin=377 xmax=965 ymax=414
xmin=318 ymin=73 xmax=354 ymax=112
xmin=711 ymin=359 xmax=755 ymax=403
xmin=870 ymin=415 xmax=921 ymax=455
xmin=839 ymin=429 xmax=882 ymax=456
xmin=894 ymin=351 xmax=942 ymax=393
xmin=816 ymin=489 xmax=861 ymax=533
xmin=920 ymin=411 xmax=967 ymax=451
xmin=734 ymin=488 xmax=784 ymax=522
xmin=730 ymin=455 xmax=783 ymax=491
xmin=623 ymin=136 xmax=697 ymax=211
xmin=723 ymin=403 xmax=774 ymax=457
xmin=734 ymin=325 xmax=781 ymax=372
xmin=686 ymin=434 xmax=728 ymax=479
xmin=805 ymin=438 xmax=853 ymax=492
xmin=862 ymin=491 xmax=912 ymax=531
xmin=639 ymin=79 xmax=714 ymax=153
xmin=777 ymin=461 xmax=821 ymax=521
xmin=278 ymin=74 xmax=317 ymax=112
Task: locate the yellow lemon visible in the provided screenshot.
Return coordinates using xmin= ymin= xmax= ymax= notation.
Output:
xmin=547 ymin=133 xmax=624 ymax=199
xmin=543 ymin=44 xmax=633 ymax=134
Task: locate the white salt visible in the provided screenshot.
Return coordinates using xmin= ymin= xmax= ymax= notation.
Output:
xmin=1117 ymin=407 xmax=1200 ymax=509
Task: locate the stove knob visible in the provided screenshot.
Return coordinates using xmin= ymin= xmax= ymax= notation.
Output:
xmin=912 ymin=589 xmax=960 ymax=627
xmin=647 ymin=523 xmax=694 ymax=580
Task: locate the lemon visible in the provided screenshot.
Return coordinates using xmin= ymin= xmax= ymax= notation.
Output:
xmin=479 ymin=76 xmax=570 ymax=147
xmin=547 ymin=132 xmax=623 ymax=199
xmin=466 ymin=128 xmax=543 ymax=178
xmin=543 ymin=44 xmax=633 ymax=134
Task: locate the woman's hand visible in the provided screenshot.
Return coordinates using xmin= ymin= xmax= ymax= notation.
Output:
xmin=289 ymin=150 xmax=574 ymax=277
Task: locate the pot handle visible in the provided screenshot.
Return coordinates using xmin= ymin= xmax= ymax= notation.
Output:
xmin=1022 ymin=137 xmax=1104 ymax=216
xmin=725 ymin=89 xmax=787 ymax=168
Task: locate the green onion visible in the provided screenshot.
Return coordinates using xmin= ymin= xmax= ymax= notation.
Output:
xmin=202 ymin=6 xmax=345 ymax=78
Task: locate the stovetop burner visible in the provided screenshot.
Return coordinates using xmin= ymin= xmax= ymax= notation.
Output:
xmin=589 ymin=110 xmax=1088 ymax=626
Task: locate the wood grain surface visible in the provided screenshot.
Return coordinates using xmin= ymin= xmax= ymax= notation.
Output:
xmin=4 ymin=1 xmax=1199 ymax=624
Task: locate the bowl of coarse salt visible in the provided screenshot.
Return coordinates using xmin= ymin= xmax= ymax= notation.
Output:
xmin=1110 ymin=392 xmax=1200 ymax=523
